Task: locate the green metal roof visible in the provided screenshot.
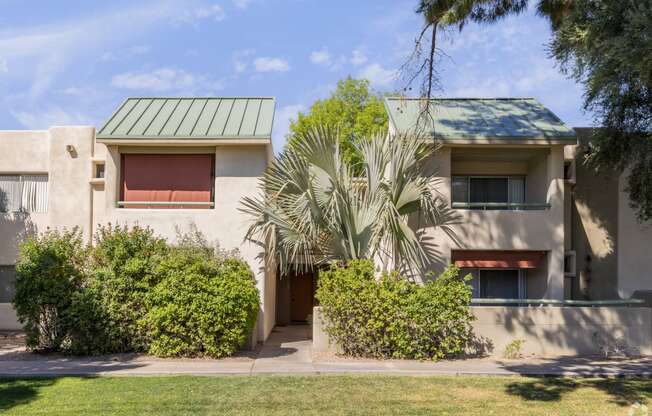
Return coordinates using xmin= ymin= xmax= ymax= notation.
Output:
xmin=384 ymin=97 xmax=577 ymax=143
xmin=97 ymin=97 xmax=275 ymax=140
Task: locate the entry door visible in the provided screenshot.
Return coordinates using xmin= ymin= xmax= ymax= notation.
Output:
xmin=290 ymin=273 xmax=314 ymax=322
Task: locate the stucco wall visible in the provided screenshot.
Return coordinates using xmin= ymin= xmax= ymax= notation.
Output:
xmin=0 ymin=304 xmax=21 ymax=331
xmin=96 ymin=142 xmax=274 ymax=341
xmin=0 ymin=127 xmax=95 ymax=263
xmin=472 ymin=306 xmax=652 ymax=357
xmin=313 ymin=305 xmax=652 ymax=357
xmin=571 ymin=148 xmax=619 ymax=300
xmin=423 ymin=145 xmax=566 ymax=300
xmin=617 ymin=175 xmax=652 ymax=299
xmin=0 ymin=129 xmax=274 ymax=340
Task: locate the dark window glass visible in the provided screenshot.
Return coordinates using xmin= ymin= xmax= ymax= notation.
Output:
xmin=470 ymin=178 xmax=508 ymax=203
xmin=452 ymin=177 xmax=469 ymax=203
xmin=0 ymin=266 xmax=16 ymax=303
xmin=480 ymin=269 xmax=519 ymax=299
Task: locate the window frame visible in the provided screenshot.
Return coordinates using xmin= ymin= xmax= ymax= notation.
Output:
xmin=0 ymin=174 xmax=49 ymax=213
xmin=467 ymin=268 xmax=527 ymax=300
xmin=452 ymin=175 xmax=530 ymax=210
xmin=118 ymin=153 xmax=216 ymax=210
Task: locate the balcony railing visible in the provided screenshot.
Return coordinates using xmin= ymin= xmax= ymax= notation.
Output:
xmin=452 ymin=202 xmax=551 ymax=211
xmin=118 ymin=201 xmax=215 ymax=207
xmin=471 ymin=298 xmax=645 ymax=306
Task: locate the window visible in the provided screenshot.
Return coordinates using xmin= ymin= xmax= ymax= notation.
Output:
xmin=465 ymin=268 xmax=527 ymax=299
xmin=94 ymin=163 xmax=105 ymax=179
xmin=0 ymin=266 xmax=15 ymax=303
xmin=452 ymin=176 xmax=525 ymax=209
xmin=564 ymin=251 xmax=576 ymax=277
xmin=0 ymin=175 xmax=48 ymax=213
xmin=119 ymin=154 xmax=214 ymax=209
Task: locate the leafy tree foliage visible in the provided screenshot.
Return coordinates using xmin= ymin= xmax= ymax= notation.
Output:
xmin=287 ymin=78 xmax=388 ymax=169
xmin=411 ymin=0 xmax=652 ymax=222
xmin=550 ymin=0 xmax=652 ymax=222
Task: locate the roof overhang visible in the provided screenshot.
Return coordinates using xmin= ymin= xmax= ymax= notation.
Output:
xmin=426 ymin=135 xmax=578 ymax=146
xmin=96 ymin=137 xmax=271 ymax=145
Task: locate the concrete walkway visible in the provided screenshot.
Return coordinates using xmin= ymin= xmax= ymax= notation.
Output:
xmin=1 ymin=326 xmax=651 ymax=377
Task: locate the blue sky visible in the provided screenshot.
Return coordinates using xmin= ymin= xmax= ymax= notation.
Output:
xmin=0 ymin=0 xmax=592 ymax=151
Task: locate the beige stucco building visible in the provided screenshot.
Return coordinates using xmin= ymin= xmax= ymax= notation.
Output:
xmin=0 ymin=98 xmax=277 ymax=342
xmin=1 ymin=96 xmax=651 ymax=354
xmin=384 ymin=97 xmax=652 ymax=305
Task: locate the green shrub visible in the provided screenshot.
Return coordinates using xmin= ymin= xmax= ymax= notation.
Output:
xmin=503 ymin=339 xmax=525 ymax=359
xmin=12 ymin=224 xmax=258 ymax=358
xmin=89 ymin=224 xmax=168 ymax=352
xmin=315 ymin=260 xmax=474 ymax=360
xmin=144 ymin=243 xmax=259 ymax=358
xmin=13 ymin=228 xmax=89 ymax=351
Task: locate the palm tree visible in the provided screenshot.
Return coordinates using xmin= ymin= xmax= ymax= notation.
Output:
xmin=240 ymin=126 xmax=457 ymax=275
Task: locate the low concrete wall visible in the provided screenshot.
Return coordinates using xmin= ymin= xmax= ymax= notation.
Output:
xmin=473 ymin=306 xmax=652 ymax=357
xmin=0 ymin=303 xmax=21 ymax=331
xmin=313 ymin=307 xmax=341 ymax=353
xmin=313 ymin=305 xmax=652 ymax=357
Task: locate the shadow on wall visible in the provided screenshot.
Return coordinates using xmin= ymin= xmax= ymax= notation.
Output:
xmin=484 ymin=306 xmax=650 ymax=357
xmin=408 ymin=201 xmax=462 ymax=283
xmin=0 ymin=211 xmax=38 ymax=262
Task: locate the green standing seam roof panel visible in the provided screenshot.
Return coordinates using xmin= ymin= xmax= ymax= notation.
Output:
xmin=255 ymin=100 xmax=275 ymax=136
xmin=208 ymin=99 xmax=234 ymax=136
xmin=97 ymin=97 xmax=276 ymax=140
xmin=384 ymin=97 xmax=577 ymax=141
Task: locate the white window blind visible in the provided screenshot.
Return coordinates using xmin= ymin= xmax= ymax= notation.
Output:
xmin=508 ymin=177 xmax=525 ymax=204
xmin=0 ymin=175 xmax=48 ymax=213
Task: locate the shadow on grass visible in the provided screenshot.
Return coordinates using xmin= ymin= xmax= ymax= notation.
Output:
xmin=505 ymin=377 xmax=652 ymax=407
xmin=0 ymin=378 xmax=57 ymax=411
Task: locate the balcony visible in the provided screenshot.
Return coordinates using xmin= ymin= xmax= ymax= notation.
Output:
xmin=452 ymin=202 xmax=551 ymax=210
xmin=450 ymin=147 xmax=552 ymax=211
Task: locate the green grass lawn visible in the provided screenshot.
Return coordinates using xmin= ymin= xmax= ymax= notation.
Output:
xmin=1 ymin=375 xmax=651 ymax=415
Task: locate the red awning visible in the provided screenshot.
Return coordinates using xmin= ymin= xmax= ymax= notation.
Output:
xmin=121 ymin=154 xmax=214 ymax=209
xmin=452 ymin=250 xmax=546 ymax=269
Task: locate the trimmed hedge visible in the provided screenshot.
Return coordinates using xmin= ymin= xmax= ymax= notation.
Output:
xmin=315 ymin=260 xmax=474 ymax=360
xmin=145 ymin=249 xmax=259 ymax=358
xmin=12 ymin=225 xmax=259 ymax=358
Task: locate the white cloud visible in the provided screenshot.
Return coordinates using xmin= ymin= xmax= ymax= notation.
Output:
xmin=350 ymin=49 xmax=367 ymax=66
xmin=12 ymin=106 xmax=92 ymax=129
xmin=111 ymin=67 xmax=224 ymax=93
xmin=233 ymin=0 xmax=252 ymax=9
xmin=0 ymin=57 xmax=7 ymax=73
xmin=232 ymin=49 xmax=254 ymax=73
xmin=273 ymin=104 xmax=304 ymax=152
xmin=358 ymin=63 xmax=397 ymax=88
xmin=254 ymin=57 xmax=290 ymax=73
xmin=100 ymin=44 xmax=151 ymax=62
xmin=310 ymin=48 xmax=331 ymax=66
xmin=0 ymin=1 xmax=228 ymax=100
xmin=193 ymin=4 xmax=226 ymax=21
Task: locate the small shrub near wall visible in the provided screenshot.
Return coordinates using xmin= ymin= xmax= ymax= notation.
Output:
xmin=11 ymin=225 xmax=259 ymax=358
xmin=315 ymin=260 xmax=474 ymax=360
xmin=145 ymin=244 xmax=260 ymax=358
xmin=13 ymin=228 xmax=89 ymax=352
xmin=88 ymin=224 xmax=169 ymax=353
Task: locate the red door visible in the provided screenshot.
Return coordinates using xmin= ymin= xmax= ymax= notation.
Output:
xmin=290 ymin=273 xmax=314 ymax=322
